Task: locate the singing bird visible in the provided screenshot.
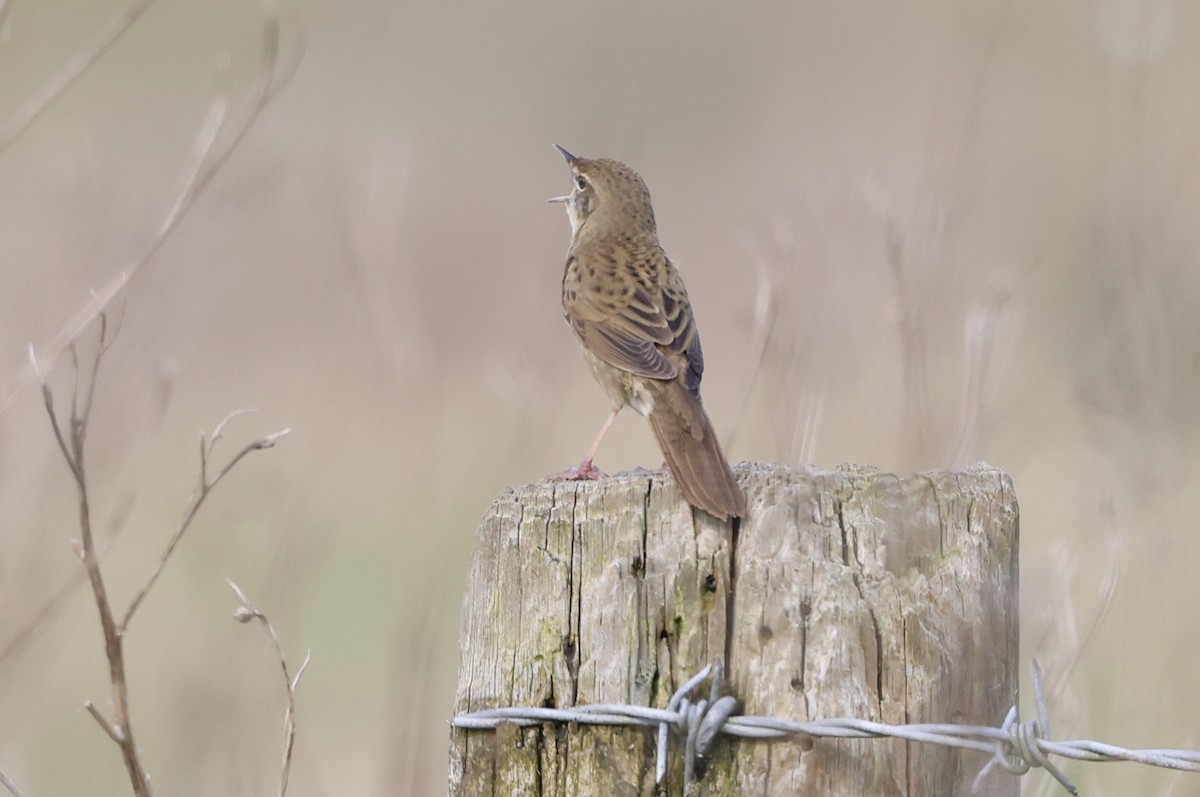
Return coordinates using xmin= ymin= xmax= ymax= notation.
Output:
xmin=548 ymin=145 xmax=747 ymax=520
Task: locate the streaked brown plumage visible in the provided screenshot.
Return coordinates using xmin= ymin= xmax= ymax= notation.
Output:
xmin=549 ymin=145 xmax=747 ymax=521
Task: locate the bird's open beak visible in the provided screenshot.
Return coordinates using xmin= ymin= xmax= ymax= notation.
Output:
xmin=553 ymin=144 xmax=577 ymax=164
xmin=550 ymin=145 xmax=577 ymax=202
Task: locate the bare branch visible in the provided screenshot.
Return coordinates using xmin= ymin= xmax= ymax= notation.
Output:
xmin=97 ymin=292 xmax=126 ymax=353
xmin=33 ymin=335 xmax=77 ymax=479
xmin=78 ymin=316 xmax=112 ymax=443
xmin=227 ymin=579 xmax=256 ymax=615
xmin=44 ymin=318 xmax=290 ymax=794
xmin=120 ymin=419 xmax=289 ymax=633
xmin=0 ymin=501 xmax=131 ymax=668
xmin=83 ymin=701 xmax=123 ymax=745
xmin=0 ymin=0 xmax=155 ymax=154
xmin=41 ymin=382 xmax=77 ymax=479
xmin=209 ymin=408 xmax=259 ymax=452
xmin=198 ymin=434 xmax=208 ymax=496
xmin=67 ymin=344 xmax=80 ymax=439
xmin=228 ymin=581 xmax=308 ymax=797
xmin=13 ymin=6 xmax=299 ymax=796
xmin=210 ymin=427 xmax=290 ymax=488
xmin=40 ymin=322 xmax=153 ymax=796
xmin=4 ymin=279 xmax=128 ymax=414
xmin=41 ymin=315 xmax=288 ymax=795
xmin=291 ymin=651 xmax=312 ymax=693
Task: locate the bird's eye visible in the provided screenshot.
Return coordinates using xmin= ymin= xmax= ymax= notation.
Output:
xmin=574 ymin=174 xmax=588 ymax=190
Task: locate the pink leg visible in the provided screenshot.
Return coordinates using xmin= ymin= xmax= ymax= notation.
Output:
xmin=547 ymin=408 xmax=620 ymax=481
xmin=583 ymin=407 xmax=619 ymax=464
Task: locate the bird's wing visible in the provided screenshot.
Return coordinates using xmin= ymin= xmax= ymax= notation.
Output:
xmin=564 ymin=247 xmax=706 ymax=388
xmin=660 ymin=273 xmax=704 ymax=397
xmin=570 ymin=286 xmax=677 ymax=380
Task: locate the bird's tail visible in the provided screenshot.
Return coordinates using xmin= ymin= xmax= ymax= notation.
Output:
xmin=648 ymin=382 xmax=747 ymax=521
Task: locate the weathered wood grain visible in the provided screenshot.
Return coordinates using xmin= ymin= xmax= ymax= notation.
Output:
xmin=449 ymin=463 xmax=1018 ymax=796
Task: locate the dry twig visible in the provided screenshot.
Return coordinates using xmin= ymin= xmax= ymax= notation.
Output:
xmin=121 ymin=411 xmax=290 ymax=632
xmin=37 ymin=315 xmax=289 ymax=796
xmin=38 ymin=317 xmax=151 ymax=796
xmin=4 ymin=4 xmax=302 ymax=793
xmin=229 ymin=581 xmax=310 ymax=797
xmin=0 ymin=496 xmax=131 ymax=669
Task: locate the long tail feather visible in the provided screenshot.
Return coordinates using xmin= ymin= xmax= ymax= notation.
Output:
xmin=648 ymin=383 xmax=746 ymax=520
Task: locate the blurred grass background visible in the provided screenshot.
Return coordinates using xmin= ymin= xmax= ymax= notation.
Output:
xmin=0 ymin=0 xmax=1197 ymax=794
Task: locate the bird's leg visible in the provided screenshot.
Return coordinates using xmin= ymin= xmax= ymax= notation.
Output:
xmin=581 ymin=407 xmax=619 ymax=465
xmin=546 ymin=407 xmax=620 ymax=481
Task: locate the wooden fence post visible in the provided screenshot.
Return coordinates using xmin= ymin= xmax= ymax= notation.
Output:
xmin=448 ymin=463 xmax=1019 ymax=795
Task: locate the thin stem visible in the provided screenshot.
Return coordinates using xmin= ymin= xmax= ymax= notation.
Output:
xmin=121 ymin=417 xmax=289 ymax=633
xmin=228 ymin=581 xmax=309 ymax=797
xmin=42 ymin=320 xmax=153 ymax=796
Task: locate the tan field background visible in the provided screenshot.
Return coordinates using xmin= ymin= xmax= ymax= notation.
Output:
xmin=1 ymin=0 xmax=1198 ymax=794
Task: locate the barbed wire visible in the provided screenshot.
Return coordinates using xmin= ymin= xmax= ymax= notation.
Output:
xmin=452 ymin=660 xmax=1200 ymax=795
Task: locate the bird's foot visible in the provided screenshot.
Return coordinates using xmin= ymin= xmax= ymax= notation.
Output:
xmin=545 ymin=459 xmax=607 ymax=481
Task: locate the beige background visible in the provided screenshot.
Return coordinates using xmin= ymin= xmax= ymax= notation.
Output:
xmin=1 ymin=0 xmax=1197 ymax=794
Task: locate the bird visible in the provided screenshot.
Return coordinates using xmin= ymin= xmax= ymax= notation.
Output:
xmin=548 ymin=145 xmax=747 ymax=521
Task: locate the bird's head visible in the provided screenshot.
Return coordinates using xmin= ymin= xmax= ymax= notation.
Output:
xmin=549 ymin=145 xmax=657 ymax=241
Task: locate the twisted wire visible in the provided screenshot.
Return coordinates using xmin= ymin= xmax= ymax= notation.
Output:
xmin=452 ymin=660 xmax=1200 ymax=794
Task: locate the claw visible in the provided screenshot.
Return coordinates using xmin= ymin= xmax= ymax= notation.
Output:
xmin=545 ymin=460 xmax=607 ymax=481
